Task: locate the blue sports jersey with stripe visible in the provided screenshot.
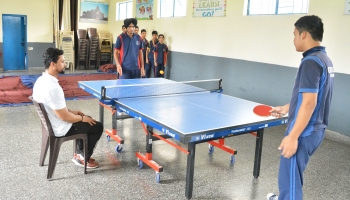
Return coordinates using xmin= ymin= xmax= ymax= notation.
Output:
xmin=278 ymin=46 xmax=334 ymax=200
xmin=148 ymin=39 xmax=158 ymax=59
xmin=154 ymin=43 xmax=169 ymax=64
xmin=114 ymin=33 xmax=143 ymax=70
xmin=286 ymin=46 xmax=334 ymax=137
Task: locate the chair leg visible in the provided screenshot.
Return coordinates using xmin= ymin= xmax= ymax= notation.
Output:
xmin=40 ymin=131 xmax=49 ymax=166
xmin=84 ymin=135 xmax=88 ymax=174
xmin=47 ymin=139 xmax=63 ymax=180
xmin=73 ymin=139 xmax=77 ymax=156
xmin=47 ymin=137 xmax=56 ymax=179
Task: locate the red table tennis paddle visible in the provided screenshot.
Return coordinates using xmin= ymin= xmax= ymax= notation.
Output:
xmin=253 ymin=105 xmax=273 ymax=117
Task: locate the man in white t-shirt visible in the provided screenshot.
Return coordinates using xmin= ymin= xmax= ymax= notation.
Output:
xmin=33 ymin=48 xmax=103 ymax=169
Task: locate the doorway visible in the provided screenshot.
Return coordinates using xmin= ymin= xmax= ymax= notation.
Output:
xmin=2 ymin=14 xmax=27 ymax=71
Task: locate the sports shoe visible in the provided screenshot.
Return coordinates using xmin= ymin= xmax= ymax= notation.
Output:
xmin=72 ymin=154 xmax=99 ymax=169
xmin=73 ymin=153 xmax=95 ymax=162
xmin=267 ymin=193 xmax=278 ymax=200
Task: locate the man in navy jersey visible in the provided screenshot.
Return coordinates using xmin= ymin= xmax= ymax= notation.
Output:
xmin=147 ymin=30 xmax=158 ymax=77
xmin=121 ymin=25 xmax=126 ymax=34
xmin=135 ymin=25 xmax=139 ymax=35
xmin=114 ymin=18 xmax=145 ymax=79
xmin=267 ymin=15 xmax=334 ymax=200
xmin=140 ymin=29 xmax=150 ymax=78
xmin=154 ymin=34 xmax=169 ymax=78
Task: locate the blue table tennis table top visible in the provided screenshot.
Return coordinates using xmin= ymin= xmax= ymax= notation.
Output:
xmin=78 ymin=78 xmax=288 ymax=143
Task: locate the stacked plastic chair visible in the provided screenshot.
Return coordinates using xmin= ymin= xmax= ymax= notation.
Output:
xmin=87 ymin=28 xmax=99 ymax=69
xmin=76 ymin=29 xmax=89 ymax=70
xmin=59 ymin=31 xmax=75 ymax=71
xmin=98 ymin=31 xmax=113 ymax=66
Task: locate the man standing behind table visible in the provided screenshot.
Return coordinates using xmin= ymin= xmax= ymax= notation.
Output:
xmin=114 ymin=18 xmax=145 ymax=79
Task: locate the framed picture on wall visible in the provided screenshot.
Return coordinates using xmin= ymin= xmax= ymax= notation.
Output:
xmin=80 ymin=0 xmax=109 ymax=24
xmin=136 ymin=0 xmax=154 ymax=20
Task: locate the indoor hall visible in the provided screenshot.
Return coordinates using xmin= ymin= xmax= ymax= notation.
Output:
xmin=0 ymin=0 xmax=349 ymax=199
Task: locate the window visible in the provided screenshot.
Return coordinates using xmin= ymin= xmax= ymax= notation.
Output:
xmin=116 ymin=1 xmax=132 ymax=20
xmin=159 ymin=0 xmax=187 ymax=18
xmin=246 ymin=0 xmax=309 ymax=15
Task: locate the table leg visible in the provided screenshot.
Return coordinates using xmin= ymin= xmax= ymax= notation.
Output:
xmin=112 ymin=106 xmax=117 ymax=131
xmin=105 ymin=106 xmax=124 ymax=148
xmin=185 ymin=142 xmax=196 ymax=199
xmin=135 ymin=124 xmax=163 ymax=173
xmin=146 ymin=124 xmax=153 ymax=153
xmin=99 ymin=102 xmax=104 ymax=125
xmin=253 ymin=129 xmax=264 ymax=178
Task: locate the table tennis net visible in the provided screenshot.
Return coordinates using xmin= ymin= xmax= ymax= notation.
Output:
xmin=102 ymin=79 xmax=222 ymax=99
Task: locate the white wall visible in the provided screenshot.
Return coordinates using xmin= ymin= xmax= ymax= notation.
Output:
xmin=108 ymin=0 xmax=350 ymax=74
xmin=0 ymin=0 xmax=111 ymax=42
xmin=0 ymin=0 xmax=53 ymax=43
xmin=1 ymin=0 xmax=349 ymax=74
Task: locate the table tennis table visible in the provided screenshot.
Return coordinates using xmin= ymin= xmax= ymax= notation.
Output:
xmin=78 ymin=78 xmax=288 ymax=199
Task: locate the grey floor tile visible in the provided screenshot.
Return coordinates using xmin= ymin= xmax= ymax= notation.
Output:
xmin=0 ymin=99 xmax=349 ymax=200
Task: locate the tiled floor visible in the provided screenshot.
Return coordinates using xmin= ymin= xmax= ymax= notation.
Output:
xmin=1 ymin=68 xmax=349 ymax=199
xmin=1 ymin=98 xmax=350 ymax=200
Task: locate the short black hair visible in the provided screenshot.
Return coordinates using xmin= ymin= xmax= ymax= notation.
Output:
xmin=158 ymin=34 xmax=164 ymax=39
xmin=42 ymin=48 xmax=64 ymax=69
xmin=152 ymin=30 xmax=158 ymax=35
xmin=294 ymin=15 xmax=323 ymax=42
xmin=141 ymin=29 xmax=146 ymax=33
xmin=122 ymin=25 xmax=125 ymax=28
xmin=135 ymin=25 xmax=139 ymax=29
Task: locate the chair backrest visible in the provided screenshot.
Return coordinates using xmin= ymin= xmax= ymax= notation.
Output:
xmin=29 ymin=96 xmax=56 ymax=138
xmin=77 ymin=29 xmax=87 ymax=39
xmin=59 ymin=31 xmax=74 ymax=64
xmin=87 ymin=28 xmax=97 ymax=38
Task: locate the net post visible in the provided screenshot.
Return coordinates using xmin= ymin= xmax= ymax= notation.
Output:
xmin=101 ymin=86 xmax=106 ymax=100
xmin=219 ymin=79 xmax=223 ymax=90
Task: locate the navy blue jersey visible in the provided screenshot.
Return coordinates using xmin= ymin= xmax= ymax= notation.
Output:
xmin=114 ymin=33 xmax=143 ymax=70
xmin=287 ymin=46 xmax=334 ymax=137
xmin=148 ymin=39 xmax=158 ymax=58
xmin=142 ymin=38 xmax=149 ymax=61
xmin=154 ymin=43 xmax=169 ymax=64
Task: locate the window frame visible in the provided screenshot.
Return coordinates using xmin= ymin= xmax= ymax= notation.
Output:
xmin=246 ymin=0 xmax=309 ymax=15
xmin=116 ymin=0 xmax=133 ymax=21
xmin=159 ymin=0 xmax=187 ymax=18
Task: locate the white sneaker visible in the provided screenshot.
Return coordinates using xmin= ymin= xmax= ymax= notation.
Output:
xmin=267 ymin=193 xmax=278 ymax=200
xmin=72 ymin=153 xmax=99 ymax=169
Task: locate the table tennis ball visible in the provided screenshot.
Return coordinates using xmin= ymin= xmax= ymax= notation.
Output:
xmin=160 ymin=70 xmax=164 ymax=75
